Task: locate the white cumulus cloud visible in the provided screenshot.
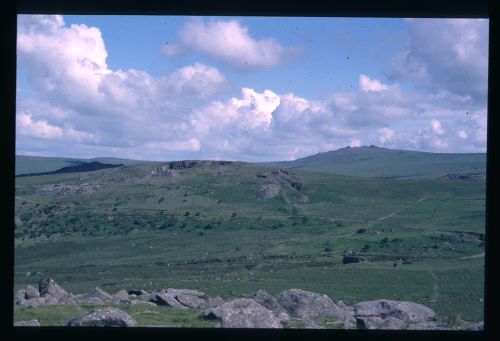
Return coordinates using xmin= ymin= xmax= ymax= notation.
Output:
xmin=163 ymin=18 xmax=296 ymax=68
xmin=359 ymin=74 xmax=389 ymax=92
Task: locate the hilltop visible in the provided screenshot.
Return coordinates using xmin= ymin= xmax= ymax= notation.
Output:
xmin=261 ymin=146 xmax=486 ymax=179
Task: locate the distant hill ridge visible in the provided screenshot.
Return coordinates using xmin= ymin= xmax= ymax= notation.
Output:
xmin=261 ymin=145 xmax=486 ymax=179
xmin=16 ymin=161 xmax=124 ymax=177
xmin=16 ymin=146 xmax=486 ymax=179
xmin=15 ymin=155 xmax=150 ymax=175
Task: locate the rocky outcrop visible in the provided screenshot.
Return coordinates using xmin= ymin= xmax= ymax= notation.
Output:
xmin=39 ymin=278 xmax=69 ymax=300
xmin=25 ymin=285 xmax=40 ymax=299
xmin=200 ymin=298 xmax=282 ymax=328
xmin=275 ymin=289 xmax=346 ymax=319
xmin=255 ymin=170 xmax=308 ymax=203
xmin=14 ymin=319 xmax=40 ymax=327
xmin=15 ymin=279 xmax=78 ymax=306
xmin=65 ymin=307 xmax=137 ymax=327
xmin=352 ymin=299 xmax=437 ymax=329
xmin=256 ymin=184 xmax=281 ymax=199
xmin=253 ymin=289 xmax=290 ymax=321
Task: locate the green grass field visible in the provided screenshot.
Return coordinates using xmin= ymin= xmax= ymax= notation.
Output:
xmin=13 ymin=156 xmax=486 ymax=324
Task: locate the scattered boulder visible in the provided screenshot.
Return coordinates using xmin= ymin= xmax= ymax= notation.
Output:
xmin=65 ymin=307 xmax=137 ymax=327
xmin=175 ymin=294 xmax=206 ymax=309
xmin=82 ymin=287 xmax=113 ymax=303
xmin=275 ymin=289 xmax=346 ymax=319
xmin=25 ymin=285 xmax=40 ymax=299
xmin=200 ymin=298 xmax=282 ymax=328
xmin=14 ymin=319 xmax=40 ymax=327
xmin=150 ymin=292 xmax=187 ymax=309
xmin=200 ymin=296 xmax=225 ymax=309
xmin=39 ymin=278 xmax=69 ymax=301
xmin=113 ymin=289 xmax=130 ymax=301
xmin=465 ymin=321 xmax=484 ymax=331
xmin=15 ymin=289 xmax=27 ymax=305
xmin=356 ymin=316 xmax=407 ymax=329
xmin=253 ymin=290 xmax=290 ymax=321
xmin=353 ymin=300 xmax=437 ymax=329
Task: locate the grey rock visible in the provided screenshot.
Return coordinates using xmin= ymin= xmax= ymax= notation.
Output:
xmin=200 ymin=296 xmax=225 ymax=309
xmin=150 ymin=293 xmax=186 ymax=308
xmin=407 ymin=321 xmax=451 ymax=330
xmin=24 ymin=297 xmax=48 ymax=306
xmin=356 ymin=316 xmax=407 ymax=329
xmin=82 ymin=287 xmax=113 ymax=302
xmin=128 ymin=289 xmax=148 ymax=296
xmin=25 ymin=285 xmax=40 ymax=299
xmin=465 ymin=321 xmax=484 ymax=331
xmin=352 ymin=299 xmax=436 ymax=326
xmin=175 ymin=294 xmax=206 ymax=308
xmin=275 ymin=289 xmax=344 ymax=319
xmin=200 ymin=298 xmax=282 ymax=328
xmin=58 ymin=293 xmax=79 ymax=305
xmin=38 ymin=278 xmax=69 ymax=301
xmin=256 ymin=184 xmax=281 ymax=199
xmin=15 ymin=289 xmax=27 ymax=305
xmin=113 ymin=289 xmax=130 ymax=301
xmin=166 ymin=288 xmax=208 ymax=298
xmin=253 ymin=290 xmax=290 ymax=321
xmin=65 ymin=307 xmax=137 ymax=327
xmin=81 ymin=296 xmax=106 ymax=305
xmin=14 ymin=319 xmax=40 ymax=327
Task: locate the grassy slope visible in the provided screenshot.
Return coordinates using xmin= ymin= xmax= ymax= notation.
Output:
xmin=14 ymin=160 xmax=485 ymax=322
xmin=15 ymin=155 xmax=151 ymax=175
xmin=262 ymin=146 xmax=486 ymax=179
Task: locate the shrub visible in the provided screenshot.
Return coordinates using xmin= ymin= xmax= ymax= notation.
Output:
xmin=356 ymin=228 xmax=367 ymax=234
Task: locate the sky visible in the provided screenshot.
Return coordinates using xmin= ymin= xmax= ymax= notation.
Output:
xmin=16 ymin=15 xmax=489 ymax=161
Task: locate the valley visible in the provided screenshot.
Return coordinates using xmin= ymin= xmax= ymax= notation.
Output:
xmin=13 ymin=147 xmax=486 ymax=324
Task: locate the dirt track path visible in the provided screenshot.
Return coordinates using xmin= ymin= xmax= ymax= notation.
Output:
xmin=373 ymin=198 xmax=426 ymax=223
xmin=459 ymin=252 xmax=485 ymax=260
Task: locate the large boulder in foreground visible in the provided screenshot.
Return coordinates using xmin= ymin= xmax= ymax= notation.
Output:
xmin=200 ymin=298 xmax=282 ymax=328
xmin=65 ymin=307 xmax=137 ymax=327
xmin=275 ymin=289 xmax=347 ymax=319
xmin=253 ymin=290 xmax=290 ymax=321
xmin=353 ymin=299 xmax=437 ymax=329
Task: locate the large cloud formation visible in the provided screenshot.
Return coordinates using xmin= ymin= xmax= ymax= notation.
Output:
xmin=163 ymin=18 xmax=297 ymax=69
xmin=16 ymin=16 xmax=488 ymax=161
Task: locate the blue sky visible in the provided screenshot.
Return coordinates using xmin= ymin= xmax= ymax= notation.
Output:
xmin=16 ymin=15 xmax=488 ymax=161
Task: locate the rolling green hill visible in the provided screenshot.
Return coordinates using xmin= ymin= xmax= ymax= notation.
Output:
xmin=14 ymin=158 xmax=486 ymax=322
xmin=15 ymin=155 xmax=151 ymax=175
xmin=262 ymin=146 xmax=486 ymax=179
